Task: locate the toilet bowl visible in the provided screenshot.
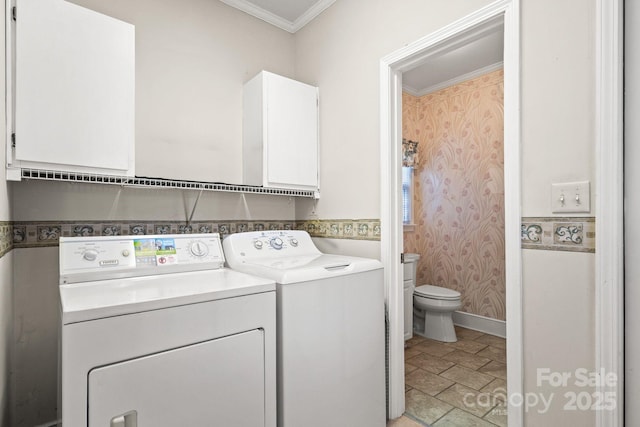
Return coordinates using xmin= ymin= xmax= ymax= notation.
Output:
xmin=413 ymin=285 xmax=461 ymax=342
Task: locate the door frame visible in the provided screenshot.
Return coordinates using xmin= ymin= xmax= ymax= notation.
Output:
xmin=379 ymin=0 xmax=522 ymax=423
xmin=595 ymin=0 xmax=624 ymax=425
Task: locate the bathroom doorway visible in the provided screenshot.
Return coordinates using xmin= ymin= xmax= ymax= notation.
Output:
xmin=400 ymin=31 xmax=507 ymax=424
xmin=380 ymin=1 xmax=522 ymax=425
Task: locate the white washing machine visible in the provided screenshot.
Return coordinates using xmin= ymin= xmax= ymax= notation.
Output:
xmin=59 ymin=233 xmax=276 ymax=427
xmin=223 ymin=230 xmax=386 ymax=427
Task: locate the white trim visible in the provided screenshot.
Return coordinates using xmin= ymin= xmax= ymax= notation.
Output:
xmin=501 ymin=2 xmax=523 ymax=426
xmin=5 ymin=0 xmax=14 ymax=176
xmin=218 ymin=0 xmax=336 ymax=33
xmin=452 ymin=311 xmax=506 ymax=338
xmin=595 ymin=0 xmax=624 ymax=425
xmin=380 ymin=1 xmax=522 ymax=423
xmin=403 ymin=61 xmax=504 ymax=97
xmin=380 ymin=57 xmax=404 ymax=419
xmin=291 ymin=0 xmax=336 ymax=33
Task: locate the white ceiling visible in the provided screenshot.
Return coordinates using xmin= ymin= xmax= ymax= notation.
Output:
xmin=219 ymin=0 xmax=337 ymax=33
xmin=403 ymin=25 xmax=504 ymax=96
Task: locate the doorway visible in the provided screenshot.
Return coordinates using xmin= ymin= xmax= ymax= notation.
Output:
xmin=380 ymin=1 xmax=522 ymax=425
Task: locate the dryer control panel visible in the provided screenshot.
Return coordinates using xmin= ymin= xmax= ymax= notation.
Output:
xmin=60 ymin=233 xmax=225 ymax=284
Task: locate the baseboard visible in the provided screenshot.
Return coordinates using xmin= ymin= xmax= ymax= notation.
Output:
xmin=34 ymin=421 xmax=59 ymax=427
xmin=452 ymin=311 xmax=506 ymax=338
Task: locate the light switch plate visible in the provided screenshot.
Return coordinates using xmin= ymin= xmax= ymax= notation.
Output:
xmin=551 ymin=181 xmax=591 ymax=213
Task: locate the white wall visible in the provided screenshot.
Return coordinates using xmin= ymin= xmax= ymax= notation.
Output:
xmin=521 ymin=2 xmax=596 ymax=425
xmin=520 ymin=1 xmax=595 ymax=215
xmin=69 ymin=0 xmax=296 ymax=184
xmin=294 ymin=0 xmax=494 ymax=221
xmin=625 ymin=0 xmax=639 ymax=422
xmin=11 ymin=180 xmax=294 ymax=222
xmin=293 ymin=0 xmax=597 ymax=425
xmin=0 ymin=254 xmax=11 ymax=427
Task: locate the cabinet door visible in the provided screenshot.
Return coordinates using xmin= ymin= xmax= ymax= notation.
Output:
xmin=88 ymin=330 xmax=265 ymax=427
xmin=14 ymin=0 xmax=134 ymax=175
xmin=265 ymin=73 xmax=318 ymax=189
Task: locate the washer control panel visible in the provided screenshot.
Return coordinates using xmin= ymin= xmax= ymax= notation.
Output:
xmin=223 ymin=230 xmax=320 ymax=260
xmin=60 ymin=234 xmax=225 ymax=283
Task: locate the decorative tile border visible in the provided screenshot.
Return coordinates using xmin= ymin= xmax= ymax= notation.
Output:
xmin=0 ymin=217 xmax=595 ymax=254
xmin=10 ymin=219 xmax=383 ymax=249
xmin=0 ymin=222 xmax=12 ymax=258
xmin=11 ymin=220 xmax=297 ymax=249
xmin=521 ymin=217 xmax=595 ymax=253
xmin=296 ymin=219 xmax=381 ymax=241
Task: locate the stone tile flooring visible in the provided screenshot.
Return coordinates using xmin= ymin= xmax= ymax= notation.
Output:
xmin=387 ymin=326 xmax=507 ymax=427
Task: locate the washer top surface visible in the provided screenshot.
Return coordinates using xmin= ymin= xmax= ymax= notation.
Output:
xmin=59 ymin=233 xmax=275 ymax=324
xmin=60 ymin=268 xmax=275 ymax=324
xmin=223 ymin=230 xmax=382 ymax=284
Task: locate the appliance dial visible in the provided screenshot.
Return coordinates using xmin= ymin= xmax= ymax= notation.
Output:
xmin=290 ymin=238 xmax=299 ymax=247
xmin=189 ymin=241 xmax=209 ymax=257
xmin=82 ymin=249 xmax=99 ymax=261
xmin=270 ymin=237 xmax=284 ymax=250
xmin=122 ymin=249 xmax=130 ymax=257
xmin=254 ymin=240 xmax=264 ymax=249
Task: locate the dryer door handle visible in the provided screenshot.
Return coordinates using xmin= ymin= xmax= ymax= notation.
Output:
xmin=111 ymin=410 xmax=137 ymax=427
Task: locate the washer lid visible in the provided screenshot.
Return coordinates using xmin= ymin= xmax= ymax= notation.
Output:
xmin=226 ymin=254 xmax=382 ymax=284
xmin=414 ymin=285 xmax=460 ymax=300
xmin=59 ymin=268 xmax=275 ymax=324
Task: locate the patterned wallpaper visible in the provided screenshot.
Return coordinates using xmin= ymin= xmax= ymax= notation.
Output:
xmin=403 ymin=69 xmax=506 ymax=321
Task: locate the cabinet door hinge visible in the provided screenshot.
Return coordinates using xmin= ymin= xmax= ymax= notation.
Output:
xmin=400 ymin=253 xmax=405 ymax=264
xmin=11 ymin=133 xmax=16 ymax=149
xmin=12 ymin=6 xmax=16 ymax=21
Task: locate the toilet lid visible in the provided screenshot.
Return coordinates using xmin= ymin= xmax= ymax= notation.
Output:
xmin=414 ymin=284 xmax=460 ymax=300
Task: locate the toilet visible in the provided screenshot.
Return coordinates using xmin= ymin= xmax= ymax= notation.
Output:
xmin=413 ymin=285 xmax=462 ymax=342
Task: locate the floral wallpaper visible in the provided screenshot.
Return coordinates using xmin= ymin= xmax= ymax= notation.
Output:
xmin=403 ymin=69 xmax=506 ymax=321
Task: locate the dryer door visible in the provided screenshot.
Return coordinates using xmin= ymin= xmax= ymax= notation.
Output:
xmin=88 ymin=329 xmax=265 ymax=426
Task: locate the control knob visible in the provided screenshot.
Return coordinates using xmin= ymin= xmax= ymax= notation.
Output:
xmin=290 ymin=238 xmax=299 ymax=247
xmin=82 ymin=249 xmax=99 ymax=261
xmin=270 ymin=237 xmax=284 ymax=250
xmin=254 ymin=240 xmax=264 ymax=249
xmin=190 ymin=241 xmax=209 ymax=257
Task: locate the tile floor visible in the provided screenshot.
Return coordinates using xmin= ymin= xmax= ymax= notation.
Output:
xmin=387 ymin=326 xmax=507 ymax=427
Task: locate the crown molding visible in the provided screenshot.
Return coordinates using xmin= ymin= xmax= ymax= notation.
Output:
xmin=219 ymin=0 xmax=336 ymax=33
xmin=403 ymin=61 xmax=504 ymax=97
xmin=291 ymin=0 xmax=336 ymax=32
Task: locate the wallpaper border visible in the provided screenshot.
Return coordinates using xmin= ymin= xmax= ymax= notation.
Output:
xmin=521 ymin=217 xmax=595 ymax=253
xmin=10 ymin=219 xmax=383 ymax=249
xmin=0 ymin=222 xmax=12 ymax=258
xmin=0 ymin=217 xmax=596 ymax=253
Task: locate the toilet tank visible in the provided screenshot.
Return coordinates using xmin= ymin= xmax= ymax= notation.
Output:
xmin=402 ymin=253 xmax=420 ymax=340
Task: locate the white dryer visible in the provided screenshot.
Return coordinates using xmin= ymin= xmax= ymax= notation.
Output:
xmin=59 ymin=233 xmax=276 ymax=427
xmin=223 ymin=230 xmax=386 ymax=427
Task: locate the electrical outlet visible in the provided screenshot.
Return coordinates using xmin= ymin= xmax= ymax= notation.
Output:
xmin=551 ymin=181 xmax=591 ymax=213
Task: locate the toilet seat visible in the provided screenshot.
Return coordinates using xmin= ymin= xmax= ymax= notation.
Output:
xmin=414 ymin=284 xmax=460 ymax=300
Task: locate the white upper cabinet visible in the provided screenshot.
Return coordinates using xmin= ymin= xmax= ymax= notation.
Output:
xmin=243 ymin=71 xmax=319 ymax=192
xmin=7 ymin=0 xmax=135 ymax=179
